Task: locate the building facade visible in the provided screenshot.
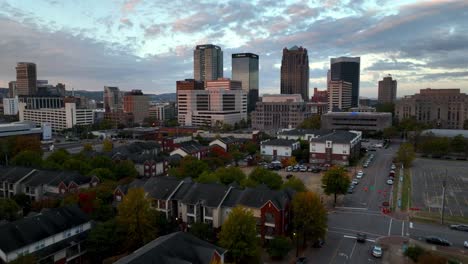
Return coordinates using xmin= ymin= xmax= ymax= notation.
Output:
xmin=149 ymin=102 xmax=176 ymax=122
xmin=330 ymin=57 xmax=360 ymax=107
xmin=321 ymin=112 xmax=392 ymax=132
xmin=378 ymin=75 xmax=397 ymax=103
xmin=3 ymin=96 xmax=18 ymax=115
xmin=395 ymin=88 xmax=468 ymax=129
xmin=309 ymin=131 xmax=362 ymax=166
xmin=103 ymin=86 xmax=122 ymax=112
xmin=194 ymin=44 xmax=223 ymax=82
xmin=260 ymin=139 xmax=300 ymax=160
xmin=232 ymin=53 xmax=259 ymax=112
xmin=8 ymin=81 xmax=17 ymax=97
xmin=16 ymin=62 xmax=37 ymax=96
xmin=280 ymin=46 xmax=309 ymax=101
xmin=311 ymin=88 xmax=328 ymax=103
xmin=123 ymin=90 xmax=149 ymax=124
xmin=328 ymin=80 xmax=352 ymax=111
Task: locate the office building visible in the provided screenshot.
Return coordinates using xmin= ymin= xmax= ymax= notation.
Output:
xmin=378 ymin=75 xmax=397 ymax=103
xmin=8 ymin=81 xmax=16 ymax=97
xmin=349 ymin=106 xmax=376 ymax=112
xmin=251 ymin=94 xmax=312 ymax=131
xmin=321 ymin=112 xmax=392 ymax=132
xmin=311 ymin=88 xmax=328 ymax=103
xmin=3 ymin=96 xmax=18 ymax=115
xmin=123 ymin=90 xmax=149 ymax=124
xmin=194 ymin=44 xmax=223 ymax=82
xmin=19 ymin=102 xmax=94 ymax=132
xmin=15 ymin=62 xmax=37 ymax=96
xmin=103 ymin=86 xmax=122 ymax=112
xmin=330 ymin=57 xmax=360 ymax=107
xmin=328 ymin=80 xmax=352 ymax=111
xmin=18 ymin=96 xmax=64 ymax=109
xmin=395 ymin=88 xmax=468 ymax=129
xmin=232 ymin=53 xmax=259 ymax=112
xmin=149 ymin=102 xmax=176 ymax=121
xmin=280 ymin=46 xmax=309 ymax=101
xmin=177 ymin=78 xmax=247 ymax=127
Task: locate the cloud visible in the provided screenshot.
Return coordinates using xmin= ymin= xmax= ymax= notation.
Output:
xmin=365 ymin=60 xmax=425 ymax=71
xmin=119 ymin=18 xmax=133 ymax=29
xmin=122 ymin=0 xmax=141 ymax=13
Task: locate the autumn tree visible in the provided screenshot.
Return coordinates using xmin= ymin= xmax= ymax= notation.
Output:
xmin=397 ymin=143 xmax=415 ymax=167
xmin=102 ymin=139 xmax=113 ymax=152
xmin=282 ymin=176 xmax=306 ymax=192
xmin=83 ymin=143 xmax=94 ymax=152
xmin=11 ymin=150 xmax=42 ymax=168
xmin=298 ymin=115 xmax=321 ymax=129
xmin=248 ymin=167 xmax=283 ymax=190
xmin=292 ymin=192 xmax=327 ymax=247
xmin=13 ymin=135 xmax=42 ymax=157
xmin=219 ymin=207 xmax=259 ymax=263
xmin=321 ymin=166 xmax=350 ymax=207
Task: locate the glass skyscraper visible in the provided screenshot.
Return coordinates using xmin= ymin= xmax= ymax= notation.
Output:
xmin=194 ymin=44 xmax=223 ymax=82
xmin=232 ymin=53 xmax=259 ymax=113
xmin=280 ymin=46 xmax=309 ymax=101
xmin=330 ymin=57 xmax=360 ymax=107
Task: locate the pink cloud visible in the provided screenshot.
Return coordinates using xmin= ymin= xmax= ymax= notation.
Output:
xmin=122 ymin=0 xmax=141 ymax=13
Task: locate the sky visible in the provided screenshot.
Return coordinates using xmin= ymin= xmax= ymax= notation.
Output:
xmin=0 ymin=0 xmax=467 ymax=98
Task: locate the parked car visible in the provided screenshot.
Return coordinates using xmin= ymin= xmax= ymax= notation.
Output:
xmin=391 ymin=164 xmax=396 ymax=170
xmin=449 ymin=224 xmax=468 ymax=232
xmin=300 ymin=167 xmax=307 ymax=172
xmin=356 ymin=233 xmax=367 ymax=243
xmin=464 ymin=241 xmax=468 ymax=248
xmin=356 ymin=171 xmax=364 ymax=179
xmin=347 ymin=187 xmax=354 ymax=194
xmin=311 ymin=167 xmax=321 ymax=173
xmin=286 ymin=166 xmax=293 ymax=172
xmin=386 ymin=179 xmax=394 ymax=185
xmin=425 ymin=236 xmax=452 ymax=246
xmin=371 ymin=245 xmax=383 ymax=258
xmin=352 ymin=179 xmax=359 ymax=185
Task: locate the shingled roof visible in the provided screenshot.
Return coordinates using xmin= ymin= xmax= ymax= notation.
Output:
xmin=21 ymin=170 xmax=92 ymax=187
xmin=309 ymin=131 xmax=360 ymax=144
xmin=222 ymin=185 xmax=294 ymax=210
xmin=0 ymin=167 xmax=34 ymax=183
xmin=180 ymin=182 xmax=231 ymax=208
xmin=261 ymin=139 xmax=298 ymax=147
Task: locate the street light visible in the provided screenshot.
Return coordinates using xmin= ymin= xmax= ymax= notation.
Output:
xmin=293 ymin=232 xmax=299 ymax=257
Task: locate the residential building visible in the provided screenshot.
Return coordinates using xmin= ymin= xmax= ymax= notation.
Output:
xmin=330 ymin=57 xmax=360 ymax=107
xmin=158 ymin=136 xmax=193 ymax=152
xmin=3 ymin=96 xmax=18 ymax=115
xmin=114 ymin=232 xmax=226 ymax=264
xmin=349 ymin=106 xmax=376 ymax=112
xmin=170 ymin=141 xmax=209 ymax=160
xmin=311 ymin=88 xmax=328 ymax=103
xmin=0 ymin=121 xmax=43 ymax=140
xmin=251 ymin=94 xmax=312 ymax=131
xmin=378 ymin=75 xmax=397 ymax=103
xmin=19 ymin=102 xmax=94 ymax=132
xmin=0 ymin=205 xmax=91 ymax=263
xmin=123 ymin=89 xmax=149 ymax=124
xmin=280 ymin=46 xmax=309 ymax=101
xmin=209 ymin=136 xmax=243 ymax=153
xmin=8 ymin=81 xmax=17 ymax=97
xmin=16 ymin=62 xmax=37 ymax=96
xmin=148 ymin=102 xmax=176 ymax=122
xmin=177 ymin=78 xmax=247 ymax=127
xmin=395 ymin=88 xmax=468 ymax=129
xmin=232 ymin=53 xmax=259 ymax=112
xmin=103 ymin=86 xmax=122 ymax=112
xmin=0 ymin=167 xmax=36 ymax=198
xmin=260 ymin=139 xmax=300 ymax=160
xmin=309 ymin=130 xmax=362 ymax=165
xmin=194 ymin=44 xmax=223 ymax=82
xmin=277 ymin=129 xmax=331 ymax=141
xmin=328 ymin=80 xmax=352 ymax=111
xmin=111 ymin=141 xmax=167 ymax=177
xmin=321 ymin=112 xmax=392 ymax=132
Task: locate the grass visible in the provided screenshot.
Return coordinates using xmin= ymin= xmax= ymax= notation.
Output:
xmin=410 ymin=210 xmax=468 ymax=225
xmin=401 ymin=168 xmax=411 ymax=211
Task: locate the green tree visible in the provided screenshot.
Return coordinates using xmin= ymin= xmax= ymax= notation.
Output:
xmin=90 ymin=155 xmax=114 ymax=170
xmin=63 ymin=158 xmax=92 ymax=175
xmin=213 ymin=167 xmax=246 ymax=185
xmin=397 ymin=143 xmax=415 ymax=167
xmin=117 ymin=188 xmax=158 ymax=248
xmin=12 ymin=194 xmax=31 ymax=214
xmin=89 ymin=168 xmax=115 ymax=181
xmin=282 ymin=176 xmax=306 ymax=192
xmin=196 ymin=171 xmax=220 ymax=184
xmin=266 ymin=236 xmax=293 ymax=260
xmin=189 ymin=222 xmax=214 ymax=241
xmin=321 ymin=166 xmax=350 ymax=207
xmin=11 ymin=150 xmax=42 ymax=168
xmin=298 ymin=115 xmax=321 ymax=129
xmin=113 ymin=160 xmax=138 ymax=179
xmin=87 ymin=219 xmax=126 ymax=262
xmin=102 ymin=139 xmax=113 ymax=152
xmin=243 ymin=141 xmax=258 ymax=155
xmin=83 ymin=143 xmax=93 ymax=152
xmin=292 ymin=192 xmax=327 ymax=247
xmin=382 ymin=126 xmax=398 ymax=139
xmin=451 ymin=134 xmax=467 ymax=153
xmin=0 ymin=198 xmax=20 ymax=221
xmin=249 ymin=167 xmax=283 ymax=190
xmin=219 ymin=207 xmax=259 ymax=263
xmin=45 ymin=149 xmax=70 ymax=167
xmin=169 ymin=156 xmax=209 ymax=179
xmin=229 ymin=145 xmax=243 ymax=166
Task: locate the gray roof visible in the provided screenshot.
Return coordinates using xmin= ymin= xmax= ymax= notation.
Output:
xmin=261 ymin=139 xmax=298 ymax=147
xmin=310 ymin=131 xmax=360 ymax=144
xmin=0 ymin=167 xmax=34 ymax=183
xmin=181 ymin=182 xmax=231 ymax=208
xmin=143 ymin=177 xmax=183 ymax=200
xmin=179 ymin=141 xmax=208 ymax=154
xmin=112 ymin=141 xmax=162 ymax=164
xmin=222 ymin=185 xmax=294 ymax=210
xmin=21 ymin=170 xmax=92 ymax=187
xmin=278 ymin=129 xmax=331 ymax=137
xmin=421 ymin=129 xmax=468 ymax=138
xmin=114 ymin=231 xmax=226 ymax=264
xmin=218 ymin=136 xmax=241 ymax=145
xmin=0 ymin=205 xmax=90 ymax=253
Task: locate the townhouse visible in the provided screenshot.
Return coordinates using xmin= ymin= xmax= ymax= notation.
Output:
xmin=208 ymin=136 xmax=243 ymax=153
xmin=169 ymin=141 xmax=209 ymax=160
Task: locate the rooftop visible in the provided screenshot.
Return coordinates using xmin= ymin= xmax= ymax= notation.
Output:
xmin=421 ymin=129 xmax=468 ymax=138
xmin=261 ymin=139 xmax=298 ymax=147
xmin=310 ymin=131 xmax=360 ymax=144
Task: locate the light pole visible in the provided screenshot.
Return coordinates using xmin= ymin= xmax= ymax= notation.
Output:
xmin=293 ymin=232 xmax=299 ymax=257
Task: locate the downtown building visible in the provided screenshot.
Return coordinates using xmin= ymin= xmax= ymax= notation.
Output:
xmin=395 ymin=88 xmax=468 ymax=129
xmin=177 ymin=78 xmax=247 ymax=127
xmin=280 ymin=46 xmax=309 ymax=101
xmin=378 ymin=75 xmax=397 ymax=104
xmin=16 ymin=62 xmax=37 ymax=96
xmin=194 ymin=44 xmax=223 ymax=82
xmin=330 ymin=57 xmax=360 ymax=107
xmin=232 ymin=53 xmax=259 ymax=112
xmin=123 ymin=89 xmax=149 ymax=124
xmin=149 ymin=102 xmax=176 ymax=123
xmin=328 ymin=80 xmax=352 ymax=111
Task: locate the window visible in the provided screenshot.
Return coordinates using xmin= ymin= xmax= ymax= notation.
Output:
xmin=187 ymin=204 xmax=195 ymax=214
xmin=265 ymin=213 xmax=275 ymax=224
xmin=116 ymin=195 xmax=122 ymax=202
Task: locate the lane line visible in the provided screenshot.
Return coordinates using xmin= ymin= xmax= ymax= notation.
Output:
xmin=349 ymin=241 xmax=357 ymax=259
xmin=329 ymin=227 xmax=383 ymax=238
xmin=328 ymin=235 xmax=344 ymax=264
xmin=388 ymin=218 xmax=393 ymax=236
xmin=402 ymin=221 xmax=405 ymax=237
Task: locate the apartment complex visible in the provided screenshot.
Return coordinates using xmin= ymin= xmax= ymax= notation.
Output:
xmin=177 ymin=78 xmax=247 ymax=127
xmin=330 ymin=57 xmax=360 ymax=107
xmin=16 ymin=62 xmax=37 ymax=96
xmin=123 ymin=90 xmax=149 ymax=124
xmin=251 ymin=94 xmax=312 ymax=131
xmin=328 ymin=80 xmax=352 ymax=111
xmin=309 ymin=130 xmax=362 ymax=166
xmin=232 ymin=53 xmax=259 ymax=112
xmin=194 ymin=44 xmax=223 ymax=82
xmin=280 ymin=46 xmax=309 ymax=101
xmin=321 ymin=112 xmax=392 ymax=132
xmin=395 ymin=88 xmax=468 ymax=129
xmin=378 ymin=75 xmax=397 ymax=103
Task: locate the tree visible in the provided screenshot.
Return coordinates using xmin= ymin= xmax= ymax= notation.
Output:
xmin=102 ymin=139 xmax=113 ymax=152
xmin=451 ymin=134 xmax=467 ymax=153
xmin=418 ymin=252 xmax=447 ymax=264
xmin=12 ymin=136 xmax=42 ymax=157
xmin=266 ymin=236 xmax=293 ymax=260
xmin=45 ymin=149 xmax=70 ymax=168
xmin=229 ymin=145 xmax=243 ymax=166
xmin=219 ymin=207 xmax=259 ymax=263
xmin=87 ymin=219 xmax=126 ymax=262
xmin=281 ymin=156 xmax=297 ymax=167
xmin=83 ymin=143 xmax=93 ymax=152
xmin=189 ymin=222 xmax=214 ymax=242
xmin=113 ymin=160 xmax=138 ymax=179
xmin=169 ymin=156 xmax=209 ymax=179
xmin=298 ymin=115 xmax=321 ymax=129
xmin=63 ymin=158 xmax=91 ymax=175
xmin=321 ymin=166 xmax=350 ymax=207
xmin=291 ymin=192 xmax=327 ymax=247
xmin=282 ymin=176 xmax=306 ymax=192
xmin=90 ymin=155 xmax=114 ymax=170
xmin=397 ymin=143 xmax=415 ymax=167
xmin=89 ymin=168 xmax=115 ymax=181
xmin=249 ymin=167 xmax=283 ymax=190
xmin=243 ymin=141 xmax=258 ymax=155
xmin=11 ymin=150 xmax=42 ymax=168
xmin=213 ymin=167 xmax=246 ymax=185
xmin=196 ymin=171 xmax=220 ymax=184
xmin=382 ymin=126 xmax=398 ymax=139
xmin=12 ymin=194 xmax=31 ymax=215
xmin=0 ymin=198 xmax=20 ymax=221
xmin=404 ymin=245 xmax=425 ymax=262
xmin=117 ymin=188 xmax=158 ymax=248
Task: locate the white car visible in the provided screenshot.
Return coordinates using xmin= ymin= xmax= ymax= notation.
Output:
xmin=391 ymin=164 xmax=396 ymax=170
xmin=352 ymin=179 xmax=359 ymax=185
xmin=387 ymin=179 xmax=394 ymax=185
xmin=464 ymin=241 xmax=468 ymax=248
xmin=356 ymin=171 xmax=364 ymax=179
xmin=371 ymin=245 xmax=383 ymax=258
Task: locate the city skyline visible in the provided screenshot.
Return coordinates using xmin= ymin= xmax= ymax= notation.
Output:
xmin=0 ymin=0 xmax=467 ymax=97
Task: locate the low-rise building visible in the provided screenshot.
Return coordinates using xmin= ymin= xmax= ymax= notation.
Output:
xmin=321 ymin=112 xmax=392 ymax=132
xmin=277 ymin=129 xmax=331 ymax=141
xmin=111 ymin=141 xmax=167 ymax=177
xmin=209 ymin=136 xmax=243 ymax=153
xmin=158 ymin=136 xmax=193 ymax=152
xmin=170 ymin=141 xmax=209 ymax=160
xmin=3 ymin=96 xmax=18 ymax=115
xmin=348 ymin=106 xmax=376 ymax=112
xmin=260 ymin=139 xmax=300 ymax=160
xmin=0 ymin=121 xmax=43 ymax=140
xmin=309 ymin=130 xmax=362 ymax=166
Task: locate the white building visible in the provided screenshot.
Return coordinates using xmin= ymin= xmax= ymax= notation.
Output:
xmin=19 ymin=102 xmax=94 ymax=132
xmin=328 ymin=80 xmax=352 ymax=111
xmin=260 ymin=139 xmax=300 ymax=160
xmin=309 ymin=130 xmax=362 ymax=166
xmin=3 ymin=96 xmax=19 ymax=115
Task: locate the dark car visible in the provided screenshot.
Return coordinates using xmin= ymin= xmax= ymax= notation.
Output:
xmin=312 ymin=238 xmax=325 ymax=248
xmin=357 ymin=233 xmax=367 ymax=243
xmin=347 ymin=187 xmax=354 ymax=194
xmin=311 ymin=167 xmax=321 ymax=173
xmin=296 ymin=257 xmax=308 ymax=264
xmin=425 ymin=236 xmax=452 ymax=246
xmin=449 ymin=224 xmax=468 ymax=232
xmin=286 ymin=174 xmax=294 ymax=179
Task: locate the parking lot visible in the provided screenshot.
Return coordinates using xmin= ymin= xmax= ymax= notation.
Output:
xmin=411 ymin=158 xmax=468 ymax=217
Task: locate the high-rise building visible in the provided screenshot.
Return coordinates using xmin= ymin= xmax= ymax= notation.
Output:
xmin=232 ymin=53 xmax=259 ymax=112
xmin=16 ymin=62 xmax=37 ymax=96
xmin=280 ymin=46 xmax=309 ymax=101
xmin=330 ymin=57 xmax=360 ymax=107
xmin=378 ymin=75 xmax=397 ymax=103
xmin=8 ymin=81 xmax=17 ymax=97
xmin=328 ymin=80 xmax=352 ymax=111
xmin=123 ymin=90 xmax=149 ymax=124
xmin=194 ymin=44 xmax=223 ymax=82
xmin=103 ymin=86 xmax=122 ymax=112
xmin=3 ymin=97 xmax=19 ymax=115
xmin=311 ymin=88 xmax=328 ymax=103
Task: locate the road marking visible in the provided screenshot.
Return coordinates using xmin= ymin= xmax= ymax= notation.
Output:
xmin=344 ymin=235 xmax=357 ymax=239
xmin=329 ymin=236 xmax=344 ymax=264
xmin=349 ymin=241 xmax=357 ymax=259
xmin=388 ymin=218 xmax=393 ymax=236
xmin=402 ymin=221 xmax=405 ymax=236
xmin=330 ymin=228 xmax=382 ymax=238
xmin=335 ymin=207 xmax=368 ymax=210
xmin=343 ymin=235 xmax=376 ymax=243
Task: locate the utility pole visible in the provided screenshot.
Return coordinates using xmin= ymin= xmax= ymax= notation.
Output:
xmin=441 ymin=169 xmax=447 ymax=225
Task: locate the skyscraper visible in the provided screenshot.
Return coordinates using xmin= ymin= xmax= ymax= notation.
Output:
xmin=103 ymin=86 xmax=122 ymax=112
xmin=330 ymin=57 xmax=360 ymax=107
xmin=8 ymin=81 xmax=17 ymax=97
xmin=194 ymin=44 xmax=223 ymax=82
xmin=328 ymin=80 xmax=352 ymax=111
xmin=280 ymin=46 xmax=309 ymax=101
xmin=123 ymin=90 xmax=149 ymax=124
xmin=16 ymin=62 xmax=37 ymax=96
xmin=378 ymin=75 xmax=397 ymax=103
xmin=232 ymin=53 xmax=259 ymax=112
